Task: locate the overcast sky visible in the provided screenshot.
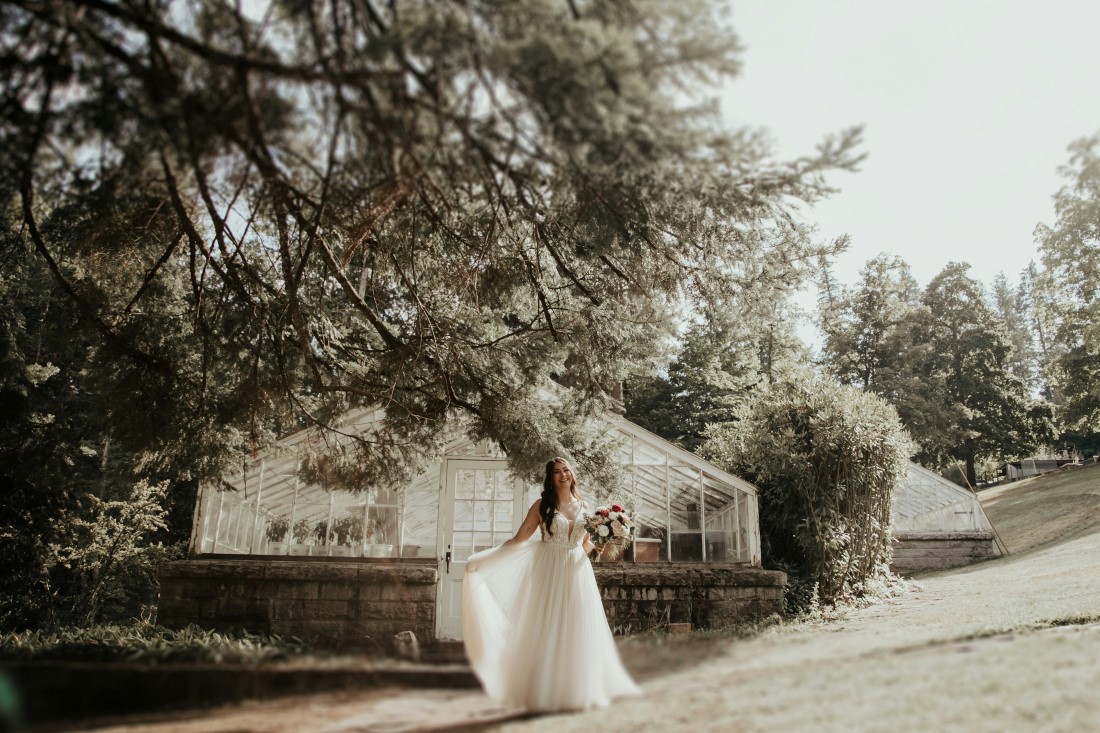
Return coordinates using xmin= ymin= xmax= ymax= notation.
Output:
xmin=718 ymin=0 xmax=1100 ymax=298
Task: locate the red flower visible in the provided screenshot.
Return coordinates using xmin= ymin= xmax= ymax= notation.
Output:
xmin=599 ymin=509 xmax=610 ymax=517
xmin=611 ymin=503 xmax=624 ymax=512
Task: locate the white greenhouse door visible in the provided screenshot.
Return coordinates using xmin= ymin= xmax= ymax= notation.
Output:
xmin=436 ymin=459 xmax=530 ymax=640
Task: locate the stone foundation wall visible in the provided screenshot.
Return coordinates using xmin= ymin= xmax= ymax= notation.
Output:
xmin=890 ymin=531 xmax=998 ymax=575
xmin=594 ymin=565 xmax=786 ymax=632
xmin=157 ymin=559 xmax=436 ymax=653
xmin=158 ymin=560 xmax=787 ymax=650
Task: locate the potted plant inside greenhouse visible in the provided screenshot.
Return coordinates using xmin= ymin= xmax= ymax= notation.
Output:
xmin=630 ymin=525 xmax=664 ymax=562
xmin=265 ymin=516 xmax=290 ymax=555
xmin=328 ymin=514 xmax=364 ymax=557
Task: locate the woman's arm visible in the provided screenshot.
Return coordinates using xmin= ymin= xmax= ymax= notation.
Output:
xmin=503 ymin=499 xmax=542 ymax=545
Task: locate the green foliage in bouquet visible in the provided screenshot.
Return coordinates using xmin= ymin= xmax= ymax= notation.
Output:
xmin=702 ymin=370 xmax=912 ymax=608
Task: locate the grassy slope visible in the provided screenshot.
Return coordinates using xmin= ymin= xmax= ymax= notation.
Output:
xmin=980 ymin=462 xmax=1100 ymax=555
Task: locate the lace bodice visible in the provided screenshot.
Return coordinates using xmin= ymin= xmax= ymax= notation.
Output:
xmin=541 ymin=509 xmax=588 ymax=548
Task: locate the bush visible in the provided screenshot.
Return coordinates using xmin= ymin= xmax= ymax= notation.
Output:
xmin=11 ymin=479 xmax=185 ymax=630
xmin=702 ymin=371 xmax=912 ymax=607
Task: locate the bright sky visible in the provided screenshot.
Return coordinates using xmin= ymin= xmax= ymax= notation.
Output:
xmin=719 ymin=0 xmax=1100 ymax=297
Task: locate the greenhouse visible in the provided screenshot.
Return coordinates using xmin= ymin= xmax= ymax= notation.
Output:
xmin=191 ymin=410 xmax=762 ymax=568
xmin=165 ymin=408 xmax=775 ymax=645
xmin=889 ymin=462 xmax=1001 ymax=574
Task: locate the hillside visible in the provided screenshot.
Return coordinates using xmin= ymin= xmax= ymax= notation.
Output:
xmin=980 ymin=462 xmax=1100 ymax=554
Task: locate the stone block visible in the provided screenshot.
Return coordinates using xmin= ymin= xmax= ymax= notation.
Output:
xmin=359 ymin=600 xmax=417 ymax=621
xmin=593 ymin=568 xmax=625 ymax=585
xmin=274 ymin=583 xmax=319 ymax=601
xmin=360 ymin=564 xmax=435 ymax=585
xmin=217 ymin=598 xmax=257 ymax=619
xmin=356 ymin=600 xmax=385 ymax=617
xmin=727 ymin=586 xmax=763 ymax=600
xmin=296 ymin=619 xmax=352 ymax=643
xmin=320 ymin=583 xmax=357 ymax=601
xmin=272 ymin=599 xmax=306 ymax=620
xmin=264 ymin=563 xmax=354 ymax=582
xmin=380 ymin=584 xmax=407 ymax=601
xmin=227 ymin=582 xmax=257 ymax=599
xmin=357 ymin=583 xmax=384 ymax=601
xmin=415 ymin=603 xmax=435 ymax=625
xmin=656 ymin=570 xmax=694 ymax=587
xmin=156 ymin=600 xmax=192 ymax=627
xmin=308 ymin=600 xmax=353 ymax=619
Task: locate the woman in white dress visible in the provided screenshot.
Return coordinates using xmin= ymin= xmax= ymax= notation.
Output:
xmin=463 ymin=457 xmax=641 ymax=712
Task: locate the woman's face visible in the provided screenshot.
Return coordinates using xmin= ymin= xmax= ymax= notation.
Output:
xmin=552 ymin=461 xmax=574 ymax=492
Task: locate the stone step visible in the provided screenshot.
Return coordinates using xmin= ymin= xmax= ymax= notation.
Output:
xmin=421 ymin=640 xmax=468 ymax=664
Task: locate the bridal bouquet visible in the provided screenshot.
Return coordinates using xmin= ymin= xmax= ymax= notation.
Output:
xmin=583 ymin=503 xmax=634 ymax=560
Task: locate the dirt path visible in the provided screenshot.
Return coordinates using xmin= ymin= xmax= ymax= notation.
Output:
xmin=82 ymin=466 xmax=1100 ymax=732
xmin=501 ymin=465 xmax=1100 ymax=733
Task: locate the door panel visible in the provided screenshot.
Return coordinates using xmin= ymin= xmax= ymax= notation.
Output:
xmin=436 ymin=459 xmax=531 ymax=640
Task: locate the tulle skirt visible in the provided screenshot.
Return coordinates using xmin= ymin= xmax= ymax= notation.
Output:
xmin=463 ymin=539 xmax=641 ymax=712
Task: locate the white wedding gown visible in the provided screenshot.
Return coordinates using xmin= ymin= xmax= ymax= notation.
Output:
xmin=462 ymin=508 xmax=641 ymax=711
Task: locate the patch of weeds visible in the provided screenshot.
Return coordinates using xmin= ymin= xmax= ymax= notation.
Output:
xmin=784 ymin=571 xmax=923 ymax=630
xmin=938 ymin=613 xmax=1100 ymax=647
xmin=686 ymin=613 xmax=785 ymax=641
xmin=0 ymin=623 xmax=313 ymax=664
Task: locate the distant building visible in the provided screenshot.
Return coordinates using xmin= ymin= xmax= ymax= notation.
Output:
xmin=1000 ymin=458 xmax=1075 ymax=481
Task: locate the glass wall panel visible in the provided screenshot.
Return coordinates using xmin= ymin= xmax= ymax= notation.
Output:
xmin=401 ymin=475 xmax=439 ymax=558
xmin=197 ymin=418 xmax=762 ymax=566
xmin=626 ymin=462 xmax=669 ymax=562
xmin=668 ymin=465 xmax=702 ymax=561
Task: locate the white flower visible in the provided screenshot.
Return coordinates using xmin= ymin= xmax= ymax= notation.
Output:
xmin=596 ymin=525 xmax=610 ymax=537
xmin=610 ymin=520 xmax=626 ymax=537
xmin=596 ymin=506 xmax=609 ymax=515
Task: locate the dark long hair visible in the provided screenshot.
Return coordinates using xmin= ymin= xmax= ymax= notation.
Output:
xmin=539 ymin=456 xmax=579 ymax=536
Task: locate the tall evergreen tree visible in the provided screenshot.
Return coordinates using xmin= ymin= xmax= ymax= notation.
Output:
xmin=1034 ymin=132 xmax=1100 ymax=451
xmin=1 ymin=0 xmax=862 ymax=488
xmin=990 ymin=272 xmax=1038 ymax=391
xmin=626 ymin=313 xmax=764 ymax=451
xmin=920 ymin=263 xmax=1053 ymax=485
xmin=818 ymin=253 xmax=921 ymax=392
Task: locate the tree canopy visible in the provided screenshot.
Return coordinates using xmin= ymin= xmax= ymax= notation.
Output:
xmin=1035 ymin=132 xmax=1100 ymax=441
xmin=817 ymin=257 xmax=1053 ymax=485
xmin=1 ymin=0 xmax=861 ymax=488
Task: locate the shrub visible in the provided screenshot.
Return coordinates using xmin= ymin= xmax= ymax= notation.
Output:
xmin=43 ymin=480 xmax=179 ymax=627
xmin=0 ymin=623 xmax=310 ymax=664
xmin=702 ymin=371 xmax=912 ymax=607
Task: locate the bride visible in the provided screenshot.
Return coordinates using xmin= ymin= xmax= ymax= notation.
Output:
xmin=462 ymin=456 xmax=641 ymax=712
